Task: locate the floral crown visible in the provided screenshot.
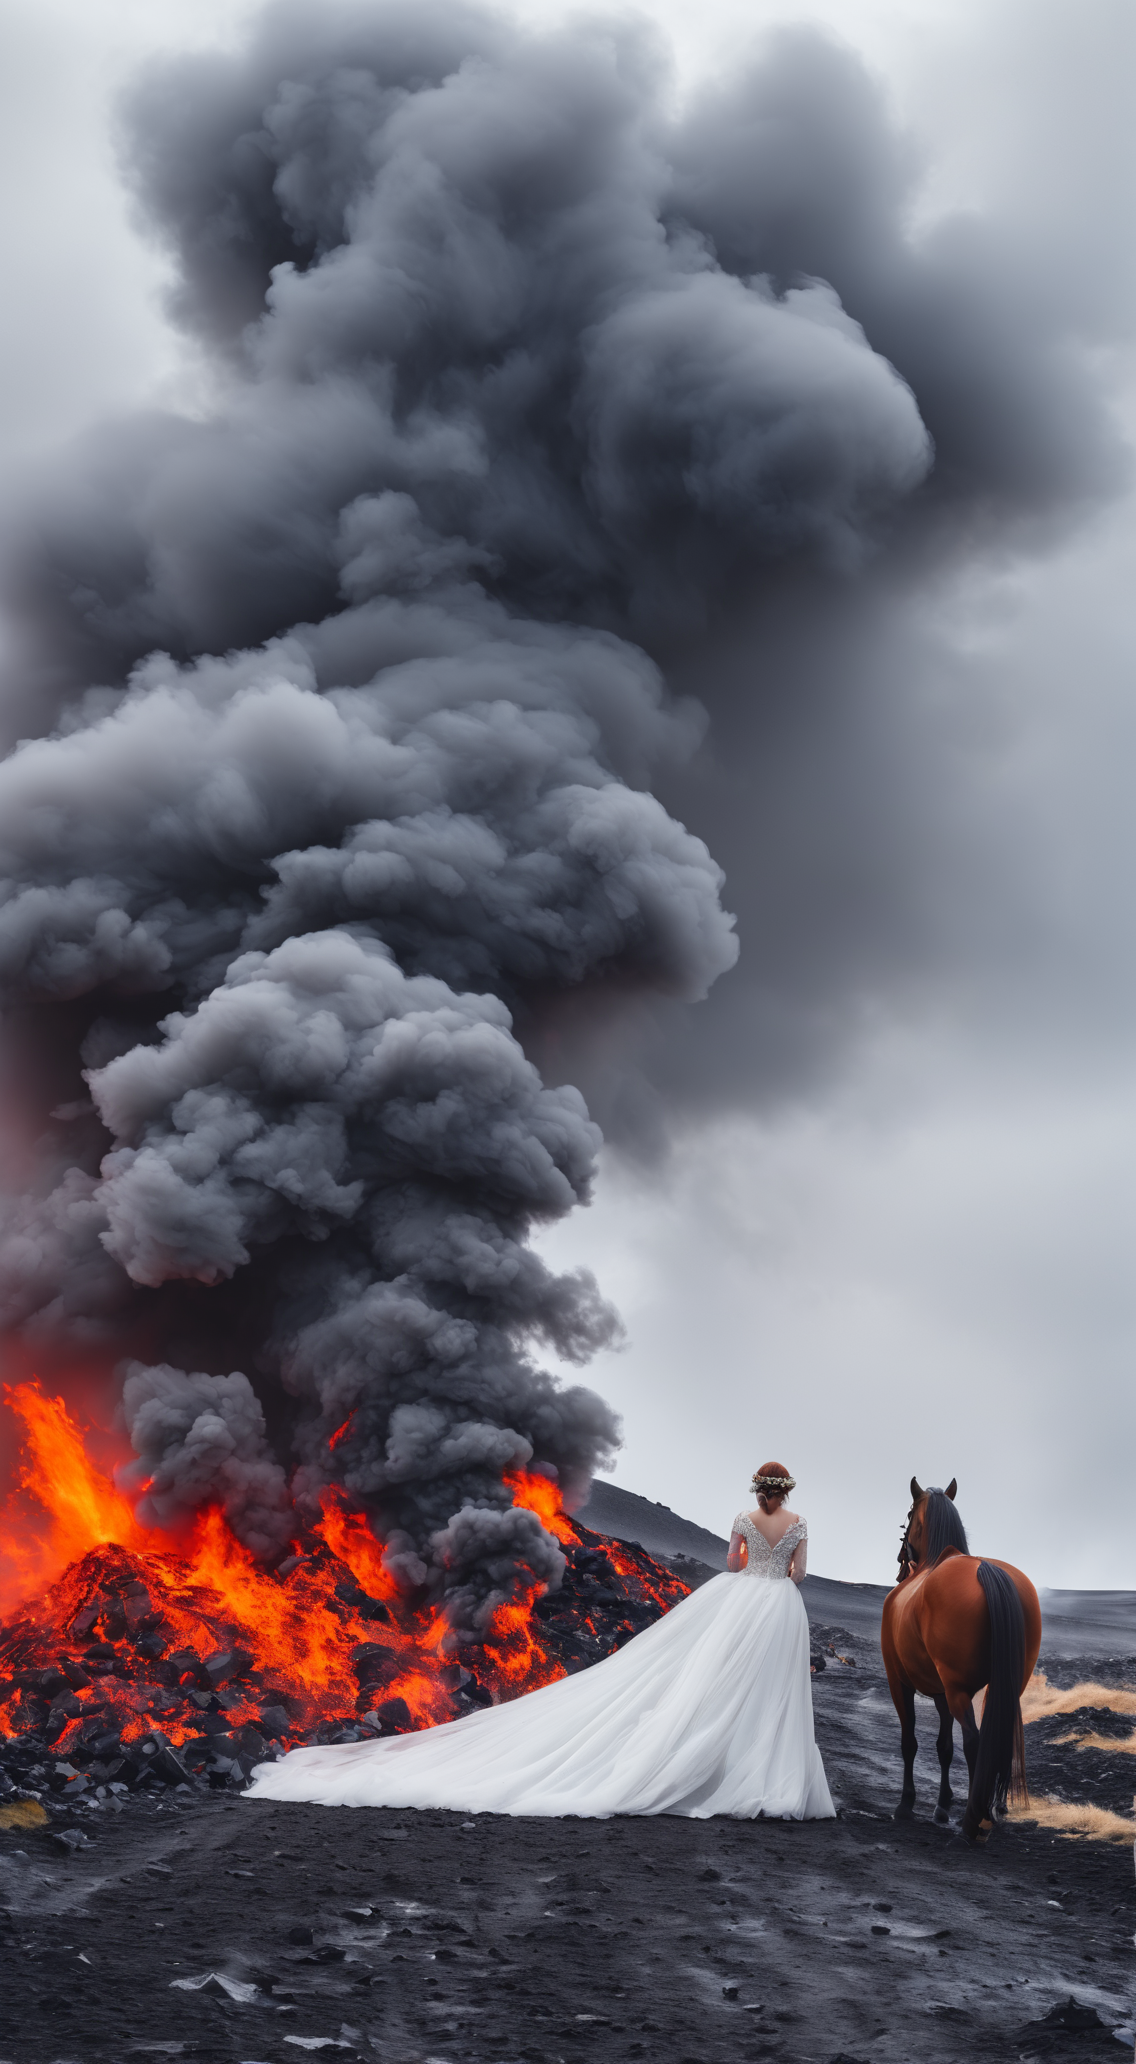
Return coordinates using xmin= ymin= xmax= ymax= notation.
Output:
xmin=751 ymin=1470 xmax=796 ymax=1492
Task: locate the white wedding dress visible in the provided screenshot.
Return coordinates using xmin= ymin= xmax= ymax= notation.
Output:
xmin=245 ymin=1513 xmax=835 ymax=1820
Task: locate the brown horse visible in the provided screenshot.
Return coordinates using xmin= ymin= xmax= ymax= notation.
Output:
xmin=881 ymin=1477 xmax=1041 ymax=1843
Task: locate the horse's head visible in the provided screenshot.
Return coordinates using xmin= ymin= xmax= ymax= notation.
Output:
xmin=898 ymin=1476 xmax=965 ymax=1577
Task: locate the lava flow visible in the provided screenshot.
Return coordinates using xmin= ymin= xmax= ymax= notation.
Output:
xmin=0 ymin=1383 xmax=689 ymax=1799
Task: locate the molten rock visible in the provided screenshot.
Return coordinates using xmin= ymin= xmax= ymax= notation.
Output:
xmin=0 ymin=1497 xmax=688 ymax=1792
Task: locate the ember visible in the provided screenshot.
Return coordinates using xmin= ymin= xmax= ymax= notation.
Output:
xmin=0 ymin=1383 xmax=688 ymax=1799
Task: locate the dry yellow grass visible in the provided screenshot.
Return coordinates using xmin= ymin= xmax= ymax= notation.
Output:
xmin=1021 ymin=1671 xmax=1136 ymax=1721
xmin=1050 ymin=1726 xmax=1136 ymax=1755
xmin=1006 ymin=1792 xmax=1136 ymax=1844
xmin=0 ymin=1799 xmax=47 ymax=1830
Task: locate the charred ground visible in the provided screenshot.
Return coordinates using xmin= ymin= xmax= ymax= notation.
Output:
xmin=1 ymin=1578 xmax=1132 ymax=2064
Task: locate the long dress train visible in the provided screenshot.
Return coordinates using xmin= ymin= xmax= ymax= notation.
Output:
xmin=244 ymin=1513 xmax=835 ymax=1820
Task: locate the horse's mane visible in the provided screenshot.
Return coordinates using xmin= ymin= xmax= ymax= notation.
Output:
xmin=922 ymin=1487 xmax=969 ymax=1564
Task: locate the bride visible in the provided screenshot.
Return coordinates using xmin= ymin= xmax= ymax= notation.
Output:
xmin=245 ymin=1462 xmax=835 ymax=1820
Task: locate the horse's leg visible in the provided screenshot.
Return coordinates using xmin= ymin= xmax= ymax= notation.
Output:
xmin=931 ymin=1693 xmax=954 ymax=1825
xmin=942 ymin=1685 xmax=985 ymax=1843
xmin=881 ymin=1601 xmax=918 ymax=1820
xmin=893 ymin=1681 xmax=917 ymax=1820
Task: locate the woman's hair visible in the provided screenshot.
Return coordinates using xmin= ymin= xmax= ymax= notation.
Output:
xmin=751 ymin=1460 xmax=796 ymax=1502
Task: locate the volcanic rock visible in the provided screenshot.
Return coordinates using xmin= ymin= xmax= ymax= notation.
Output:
xmin=373 ymin=1698 xmax=413 ymax=1733
xmin=335 ymin=1579 xmax=390 ymax=1623
xmin=86 ymin=1729 xmax=124 ymax=1760
xmin=130 ymin=1733 xmax=190 ymax=1786
xmin=50 ymin=1826 xmax=92 ymax=1851
xmin=170 ymin=1972 xmax=260 ymax=2001
xmin=44 ymin=1697 xmax=81 ymax=1741
xmin=202 ymin=1648 xmax=254 ymax=1688
xmin=350 ymin=1641 xmax=399 ymax=1689
xmin=219 ymin=1724 xmax=268 ymax=1762
xmin=122 ymin=1588 xmax=155 ymax=1632
xmin=1025 ymin=1995 xmax=1117 ymax=2034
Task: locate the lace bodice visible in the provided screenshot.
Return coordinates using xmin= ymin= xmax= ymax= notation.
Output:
xmin=731 ymin=1512 xmax=806 ymax=1581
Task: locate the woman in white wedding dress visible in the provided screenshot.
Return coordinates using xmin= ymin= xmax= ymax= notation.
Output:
xmin=245 ymin=1462 xmax=835 ymax=1821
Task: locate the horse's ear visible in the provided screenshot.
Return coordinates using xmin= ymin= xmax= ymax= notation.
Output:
xmin=910 ymin=1476 xmax=924 ymax=1502
xmin=945 ymin=1478 xmax=957 ymax=1501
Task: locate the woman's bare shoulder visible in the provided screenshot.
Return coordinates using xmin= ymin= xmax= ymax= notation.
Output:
xmin=739 ymin=1506 xmax=803 ymax=1543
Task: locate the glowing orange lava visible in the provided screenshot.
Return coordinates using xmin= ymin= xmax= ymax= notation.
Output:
xmin=0 ymin=1382 xmax=146 ymax=1616
xmin=0 ymin=1382 xmax=690 ymax=1771
xmin=505 ymin=1465 xmax=578 ymax=1545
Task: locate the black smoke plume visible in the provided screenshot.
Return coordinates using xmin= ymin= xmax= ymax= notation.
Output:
xmin=0 ymin=0 xmax=952 ymax=1633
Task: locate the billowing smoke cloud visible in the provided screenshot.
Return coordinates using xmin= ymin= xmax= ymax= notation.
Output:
xmin=0 ymin=616 xmax=737 ymax=1631
xmin=2 ymin=3 xmax=933 ymax=717
xmin=118 ymin=1363 xmax=293 ymax=1559
xmin=0 ymin=0 xmax=962 ymax=1632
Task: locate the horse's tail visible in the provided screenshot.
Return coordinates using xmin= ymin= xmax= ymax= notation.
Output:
xmin=974 ymin=1561 xmax=1029 ymax=1818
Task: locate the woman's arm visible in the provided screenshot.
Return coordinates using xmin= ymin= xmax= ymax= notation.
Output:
xmin=789 ymin=1536 xmax=807 ymax=1584
xmin=726 ymin=1531 xmax=747 ymax=1572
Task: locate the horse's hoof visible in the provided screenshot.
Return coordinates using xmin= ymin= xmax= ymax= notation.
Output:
xmin=893 ymin=1801 xmax=915 ymax=1822
xmin=962 ymin=1808 xmax=992 ymax=1846
xmin=933 ymin=1806 xmax=951 ymax=1826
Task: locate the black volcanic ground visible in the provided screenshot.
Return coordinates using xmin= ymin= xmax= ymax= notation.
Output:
xmin=1 ymin=1489 xmax=1133 ymax=2064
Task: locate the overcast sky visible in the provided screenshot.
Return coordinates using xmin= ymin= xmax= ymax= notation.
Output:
xmin=2 ymin=0 xmax=1134 ymax=1589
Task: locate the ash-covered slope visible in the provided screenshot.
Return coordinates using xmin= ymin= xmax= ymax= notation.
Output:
xmin=577 ymin=1479 xmax=730 ymax=1571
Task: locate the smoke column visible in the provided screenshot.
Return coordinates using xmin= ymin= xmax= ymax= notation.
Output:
xmin=0 ymin=1 xmax=933 ymax=1635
